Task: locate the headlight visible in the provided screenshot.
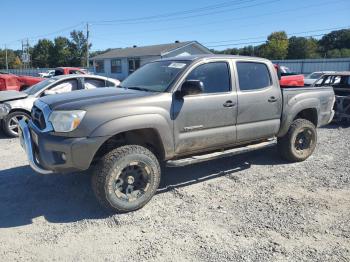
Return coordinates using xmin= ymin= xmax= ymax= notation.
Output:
xmin=49 ymin=110 xmax=86 ymax=132
xmin=0 ymin=103 xmax=11 ymax=117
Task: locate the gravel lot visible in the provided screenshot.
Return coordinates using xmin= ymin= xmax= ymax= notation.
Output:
xmin=0 ymin=124 xmax=349 ymax=261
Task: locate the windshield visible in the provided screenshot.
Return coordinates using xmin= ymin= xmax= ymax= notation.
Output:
xmin=120 ymin=60 xmax=190 ymax=92
xmin=307 ymin=72 xmax=323 ymax=79
xmin=24 ymin=78 xmax=56 ymax=95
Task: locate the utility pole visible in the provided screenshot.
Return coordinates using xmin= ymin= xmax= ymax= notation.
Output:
xmin=27 ymin=38 xmax=30 ymax=68
xmin=86 ymin=22 xmax=89 ymax=68
xmin=21 ymin=40 xmax=24 ymax=69
xmin=5 ymin=45 xmax=8 ymax=72
xmin=21 ymin=39 xmax=30 ymax=69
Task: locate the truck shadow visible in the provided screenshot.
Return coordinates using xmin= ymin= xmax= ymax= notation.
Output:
xmin=0 ymin=146 xmax=284 ymax=228
xmin=0 ymin=130 xmax=10 ymax=140
xmin=158 ymin=147 xmax=285 ymax=194
xmin=322 ymin=122 xmax=350 ymax=129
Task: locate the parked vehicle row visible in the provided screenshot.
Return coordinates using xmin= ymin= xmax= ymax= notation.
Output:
xmin=0 ymin=67 xmax=89 ymax=92
xmin=0 ymin=75 xmax=120 ymax=137
xmin=17 ymin=55 xmax=335 ymax=213
xmin=304 ymin=71 xmax=336 ymax=86
xmin=0 ymin=72 xmax=43 ymax=91
xmin=312 ymin=72 xmax=350 ymax=122
xmin=274 ymin=64 xmax=304 ymax=87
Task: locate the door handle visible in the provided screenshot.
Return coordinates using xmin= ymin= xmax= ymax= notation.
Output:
xmin=268 ymin=96 xmax=277 ymax=102
xmin=223 ymin=100 xmax=235 ymax=107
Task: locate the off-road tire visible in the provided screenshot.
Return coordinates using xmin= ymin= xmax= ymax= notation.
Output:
xmin=92 ymin=145 xmax=161 ymax=213
xmin=3 ymin=111 xmax=30 ymax=138
xmin=277 ymin=119 xmax=317 ymax=162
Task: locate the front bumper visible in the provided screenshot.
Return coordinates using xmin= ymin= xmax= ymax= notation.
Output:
xmin=19 ymin=120 xmax=53 ymax=174
xmin=18 ymin=120 xmax=107 ymax=174
xmin=328 ymin=110 xmax=335 ymax=124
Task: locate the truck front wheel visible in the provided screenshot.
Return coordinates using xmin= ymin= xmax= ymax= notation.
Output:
xmin=277 ymin=119 xmax=317 ymax=162
xmin=92 ymin=145 xmax=161 ymax=213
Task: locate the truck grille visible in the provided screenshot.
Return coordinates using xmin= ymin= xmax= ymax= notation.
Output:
xmin=31 ymin=106 xmax=46 ymax=130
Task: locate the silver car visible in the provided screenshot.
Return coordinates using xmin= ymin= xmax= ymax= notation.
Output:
xmin=304 ymin=71 xmax=336 ymax=86
xmin=0 ymin=74 xmax=120 ymax=137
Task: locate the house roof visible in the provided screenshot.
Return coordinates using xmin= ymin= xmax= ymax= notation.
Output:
xmin=91 ymin=41 xmax=209 ymax=60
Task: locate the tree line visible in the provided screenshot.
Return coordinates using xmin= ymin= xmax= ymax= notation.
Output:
xmin=0 ymin=30 xmax=90 ymax=69
xmin=0 ymin=28 xmax=349 ymax=69
xmin=212 ymin=29 xmax=350 ymax=60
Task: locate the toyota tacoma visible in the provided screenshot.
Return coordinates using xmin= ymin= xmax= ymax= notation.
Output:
xmin=19 ymin=55 xmax=335 ymax=213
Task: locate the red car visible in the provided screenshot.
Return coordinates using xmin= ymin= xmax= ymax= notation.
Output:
xmin=0 ymin=67 xmax=87 ymax=91
xmin=53 ymin=67 xmax=87 ymax=75
xmin=274 ymin=64 xmax=304 ymax=87
xmin=0 ymin=73 xmax=43 ymax=91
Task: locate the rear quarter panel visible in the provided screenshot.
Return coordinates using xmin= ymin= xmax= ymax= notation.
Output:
xmin=278 ymin=87 xmax=335 ymax=137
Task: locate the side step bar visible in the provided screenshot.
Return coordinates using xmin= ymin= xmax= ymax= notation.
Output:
xmin=166 ymin=139 xmax=276 ymax=167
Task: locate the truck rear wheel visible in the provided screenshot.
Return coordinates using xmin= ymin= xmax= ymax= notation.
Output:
xmin=277 ymin=119 xmax=317 ymax=162
xmin=92 ymin=145 xmax=161 ymax=213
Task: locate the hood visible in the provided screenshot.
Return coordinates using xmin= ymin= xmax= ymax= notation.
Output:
xmin=0 ymin=90 xmax=28 ymax=102
xmin=39 ymin=87 xmax=156 ymax=111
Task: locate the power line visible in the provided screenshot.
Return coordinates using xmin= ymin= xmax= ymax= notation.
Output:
xmin=27 ymin=22 xmax=84 ymax=41
xmin=91 ymin=0 xmax=347 ymax=38
xmin=92 ymin=0 xmax=281 ymax=26
xmin=90 ymin=0 xmax=254 ymax=24
xmin=155 ymin=6 xmax=350 ymax=41
xmin=206 ymin=33 xmax=331 ymax=48
xmin=204 ymin=25 xmax=350 ymax=45
xmin=0 ymin=22 xmax=84 ymax=47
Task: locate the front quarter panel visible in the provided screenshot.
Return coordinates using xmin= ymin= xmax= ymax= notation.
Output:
xmin=84 ymin=93 xmax=175 ymax=159
xmin=6 ymin=96 xmax=36 ymax=113
xmin=90 ymin=113 xmax=174 ymax=158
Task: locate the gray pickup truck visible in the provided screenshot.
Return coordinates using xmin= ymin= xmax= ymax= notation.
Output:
xmin=19 ymin=55 xmax=335 ymax=213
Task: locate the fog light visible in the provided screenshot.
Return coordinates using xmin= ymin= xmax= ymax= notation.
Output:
xmin=61 ymin=153 xmax=67 ymax=161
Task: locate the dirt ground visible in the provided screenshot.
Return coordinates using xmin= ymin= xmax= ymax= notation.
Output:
xmin=0 ymin=124 xmax=349 ymax=261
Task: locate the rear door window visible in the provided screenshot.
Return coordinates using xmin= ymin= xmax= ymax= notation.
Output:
xmin=49 ymin=79 xmax=79 ymax=93
xmin=84 ymin=78 xmax=106 ymax=89
xmin=106 ymin=80 xmax=117 ymax=87
xmin=236 ymin=62 xmax=272 ymax=91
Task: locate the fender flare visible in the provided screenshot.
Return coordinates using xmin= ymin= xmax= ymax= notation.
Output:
xmin=278 ymin=97 xmax=320 ymax=137
xmin=90 ymin=114 xmax=174 ymax=158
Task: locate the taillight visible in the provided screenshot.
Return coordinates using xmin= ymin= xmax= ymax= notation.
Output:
xmin=0 ymin=79 xmax=5 ymax=91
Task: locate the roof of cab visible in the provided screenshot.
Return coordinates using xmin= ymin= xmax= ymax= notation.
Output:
xmin=157 ymin=54 xmax=270 ymax=63
xmin=322 ymin=71 xmax=350 ymax=76
xmin=51 ymin=74 xmax=115 ymax=81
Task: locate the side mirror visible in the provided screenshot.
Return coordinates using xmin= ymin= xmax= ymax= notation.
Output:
xmin=177 ymin=80 xmax=204 ymax=98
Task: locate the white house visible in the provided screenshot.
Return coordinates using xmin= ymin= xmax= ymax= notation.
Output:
xmin=90 ymin=41 xmax=212 ymax=80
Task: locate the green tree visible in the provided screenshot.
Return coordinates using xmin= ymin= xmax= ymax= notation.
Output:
xmin=69 ymin=30 xmax=91 ymax=67
xmin=31 ymin=39 xmax=54 ymax=67
xmin=0 ymin=49 xmax=19 ymax=69
xmin=49 ymin=37 xmax=71 ymax=67
xmin=326 ymin=48 xmax=350 ymax=58
xmin=263 ymin=31 xmax=289 ymax=59
xmin=12 ymin=56 xmax=22 ymax=69
xmin=240 ymin=45 xmax=256 ymax=56
xmin=319 ymin=29 xmax=350 ymax=52
xmin=287 ymin=37 xmax=319 ymax=59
